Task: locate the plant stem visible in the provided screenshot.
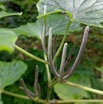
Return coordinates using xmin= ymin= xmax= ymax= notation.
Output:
xmin=64 ymin=80 xmax=103 ymax=95
xmin=44 ymin=53 xmax=51 ymax=84
xmin=44 ymin=53 xmax=52 ymax=102
xmin=14 ymin=45 xmax=48 ymax=64
xmin=3 ymin=89 xmax=103 ymax=103
xmin=49 ymin=99 xmax=103 ymax=103
xmin=53 ymin=21 xmax=71 ymax=63
xmin=1 ymin=90 xmax=30 ymax=100
xmin=46 ymin=87 xmax=52 ymax=103
xmin=1 ymin=90 xmax=47 ymax=104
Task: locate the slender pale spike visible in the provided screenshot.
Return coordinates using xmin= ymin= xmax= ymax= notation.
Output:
xmin=37 ymin=83 xmax=41 ymax=97
xmin=20 ymin=86 xmax=35 ymax=97
xmin=44 ymin=5 xmax=47 ymax=14
xmin=59 ymin=43 xmax=68 ymax=82
xmin=64 ymin=26 xmax=90 ymax=79
xmin=53 ymin=35 xmax=57 ymax=68
xmin=34 ymin=65 xmax=39 ymax=97
xmin=48 ymin=28 xmax=59 ymax=78
xmin=20 ymin=79 xmax=34 ymax=99
xmin=48 ymin=28 xmax=52 ymax=54
xmin=53 ymin=35 xmax=57 ymax=58
xmin=41 ymin=5 xmax=48 ymax=54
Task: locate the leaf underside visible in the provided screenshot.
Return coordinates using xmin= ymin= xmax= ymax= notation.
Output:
xmin=12 ymin=14 xmax=82 ymax=39
xmin=37 ymin=0 xmax=103 ymax=28
xmin=0 ymin=60 xmax=27 ymax=90
xmin=54 ymin=74 xmax=91 ymax=100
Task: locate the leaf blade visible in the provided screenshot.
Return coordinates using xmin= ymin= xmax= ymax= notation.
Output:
xmin=0 ymin=29 xmax=17 ymax=54
xmin=54 ymin=74 xmax=91 ymax=99
xmin=12 ymin=14 xmax=82 ymax=38
xmin=0 ymin=60 xmax=27 ymax=90
xmin=37 ymin=0 xmax=103 ymax=28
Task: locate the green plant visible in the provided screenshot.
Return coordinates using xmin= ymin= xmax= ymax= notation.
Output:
xmin=0 ymin=0 xmax=103 ymax=104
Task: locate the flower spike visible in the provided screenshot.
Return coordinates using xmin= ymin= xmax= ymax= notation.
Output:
xmin=44 ymin=5 xmax=47 ymax=14
xmin=64 ymin=26 xmax=90 ymax=79
xmin=41 ymin=5 xmax=48 ymax=54
xmin=20 ymin=79 xmax=34 ymax=99
xmin=59 ymin=43 xmax=68 ymax=82
xmin=48 ymin=28 xmax=59 ymax=78
xmin=34 ymin=65 xmax=39 ymax=97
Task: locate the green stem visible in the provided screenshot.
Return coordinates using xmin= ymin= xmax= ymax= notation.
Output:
xmin=2 ymin=90 xmax=30 ymax=100
xmin=49 ymin=99 xmax=103 ymax=103
xmin=14 ymin=45 xmax=48 ymax=64
xmin=46 ymin=87 xmax=52 ymax=103
xmin=1 ymin=90 xmax=46 ymax=104
xmin=53 ymin=21 xmax=71 ymax=63
xmin=64 ymin=81 xmax=103 ymax=95
xmin=44 ymin=53 xmax=51 ymax=84
xmin=3 ymin=89 xmax=103 ymax=104
xmin=44 ymin=53 xmax=52 ymax=102
xmin=46 ymin=80 xmax=58 ymax=102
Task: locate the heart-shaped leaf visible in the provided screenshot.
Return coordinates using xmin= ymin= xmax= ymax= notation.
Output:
xmin=54 ymin=74 xmax=91 ymax=99
xmin=37 ymin=0 xmax=103 ymax=28
xmin=12 ymin=14 xmax=82 ymax=39
xmin=0 ymin=29 xmax=17 ymax=54
xmin=0 ymin=60 xmax=27 ymax=90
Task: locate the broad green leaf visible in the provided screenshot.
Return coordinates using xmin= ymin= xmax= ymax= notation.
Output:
xmin=0 ymin=29 xmax=17 ymax=54
xmin=0 ymin=11 xmax=22 ymax=19
xmin=37 ymin=0 xmax=103 ymax=28
xmin=0 ymin=60 xmax=27 ymax=90
xmin=12 ymin=14 xmax=82 ymax=39
xmin=54 ymin=74 xmax=91 ymax=100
